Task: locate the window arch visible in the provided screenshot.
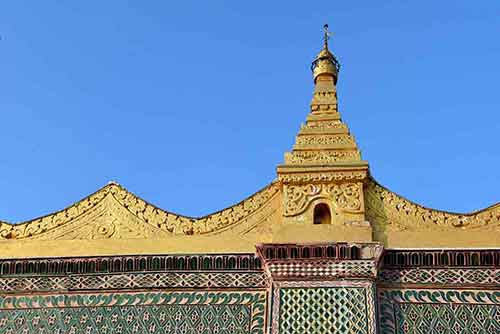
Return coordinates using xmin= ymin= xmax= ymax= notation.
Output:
xmin=313 ymin=203 xmax=331 ymax=225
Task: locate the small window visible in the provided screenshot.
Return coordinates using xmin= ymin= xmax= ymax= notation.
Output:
xmin=313 ymin=203 xmax=331 ymax=225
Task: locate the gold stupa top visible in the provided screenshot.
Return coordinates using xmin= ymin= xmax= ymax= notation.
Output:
xmin=278 ymin=24 xmax=365 ymax=171
xmin=312 ymin=24 xmax=340 ymax=83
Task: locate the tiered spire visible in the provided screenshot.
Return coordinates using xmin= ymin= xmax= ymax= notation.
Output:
xmin=277 ymin=25 xmax=369 ymax=226
xmin=280 ymin=24 xmax=365 ymax=168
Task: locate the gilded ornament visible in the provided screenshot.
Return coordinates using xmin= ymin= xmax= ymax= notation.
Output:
xmin=365 ymin=179 xmax=500 ymax=231
xmin=295 ymin=134 xmax=355 ymax=146
xmin=305 ymin=120 xmax=346 ymax=130
xmin=284 ymin=182 xmax=363 ymax=217
xmin=0 ymin=182 xmax=280 ymax=240
xmin=277 ymin=170 xmax=367 ymax=183
xmin=285 ymin=150 xmax=361 ymax=164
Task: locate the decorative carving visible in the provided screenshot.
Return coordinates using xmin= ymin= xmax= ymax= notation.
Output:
xmin=0 ymin=272 xmax=269 ymax=292
xmin=382 ymin=249 xmax=499 ymax=268
xmin=284 ymin=182 xmax=363 ymax=216
xmin=267 ymin=260 xmax=377 ymax=280
xmin=304 ymin=119 xmax=346 ymax=129
xmin=332 ymin=183 xmax=363 ymax=212
xmin=378 ymin=268 xmax=499 ymax=286
xmin=295 ymin=134 xmax=355 ymax=146
xmin=284 ymin=150 xmax=361 ymax=164
xmin=312 ymin=91 xmax=338 ymax=103
xmin=310 ymin=103 xmax=337 ymax=113
xmin=0 ymin=182 xmax=280 ymax=240
xmin=278 ymin=170 xmax=367 ymax=183
xmin=256 ymin=243 xmax=381 ymax=262
xmin=281 ymin=63 xmax=363 ymax=166
xmin=0 ymin=254 xmax=262 ymax=276
xmin=365 ymin=179 xmax=500 ymax=231
xmin=257 ymin=243 xmax=383 ymax=280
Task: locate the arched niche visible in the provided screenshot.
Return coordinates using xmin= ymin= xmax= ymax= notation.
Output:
xmin=313 ymin=203 xmax=332 ymax=225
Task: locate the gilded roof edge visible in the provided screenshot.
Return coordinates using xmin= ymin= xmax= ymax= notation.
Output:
xmin=0 ymin=181 xmax=281 ymax=240
xmin=366 ymin=177 xmax=500 ymax=232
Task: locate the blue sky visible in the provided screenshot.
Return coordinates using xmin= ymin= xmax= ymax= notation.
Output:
xmin=1 ymin=1 xmax=499 ymax=222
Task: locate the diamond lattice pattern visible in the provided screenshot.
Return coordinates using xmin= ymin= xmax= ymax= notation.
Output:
xmin=279 ymin=287 xmax=369 ymax=334
xmin=0 ymin=304 xmax=252 ymax=334
xmin=395 ymin=303 xmax=500 ymax=334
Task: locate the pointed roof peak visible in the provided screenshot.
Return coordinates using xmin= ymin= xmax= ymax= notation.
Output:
xmin=277 ymin=25 xmax=366 ymax=174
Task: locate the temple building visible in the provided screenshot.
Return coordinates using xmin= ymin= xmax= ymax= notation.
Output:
xmin=0 ymin=25 xmax=498 ymax=334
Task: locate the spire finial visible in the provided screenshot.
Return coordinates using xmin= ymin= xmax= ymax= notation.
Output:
xmin=312 ymin=24 xmax=340 ymax=83
xmin=323 ymin=24 xmax=332 ymax=50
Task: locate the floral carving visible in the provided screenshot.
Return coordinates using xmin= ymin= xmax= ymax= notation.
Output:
xmin=284 ymin=182 xmax=363 ymax=216
xmin=305 ymin=120 xmax=346 ymax=130
xmin=330 ymin=183 xmax=362 ymax=212
xmin=93 ymin=221 xmax=116 ymax=239
xmin=284 ymin=150 xmax=361 ymax=165
xmin=295 ymin=134 xmax=355 ymax=146
xmin=365 ymin=178 xmax=500 ymax=231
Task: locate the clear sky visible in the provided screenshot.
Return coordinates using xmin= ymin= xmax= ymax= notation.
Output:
xmin=1 ymin=1 xmax=499 ymax=222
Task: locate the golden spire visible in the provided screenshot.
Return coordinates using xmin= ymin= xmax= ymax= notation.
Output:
xmin=277 ymin=24 xmax=369 ymax=227
xmin=278 ymin=24 xmax=365 ymax=169
xmin=312 ymin=24 xmax=340 ymax=84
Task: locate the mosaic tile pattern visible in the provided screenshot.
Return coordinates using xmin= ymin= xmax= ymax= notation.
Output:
xmin=395 ymin=302 xmax=498 ymax=333
xmin=379 ymin=289 xmax=500 ymax=334
xmin=0 ymin=272 xmax=268 ymax=292
xmin=278 ymin=287 xmax=369 ymax=334
xmin=268 ymin=260 xmax=376 ymax=280
xmin=0 ymin=291 xmax=266 ymax=334
xmin=378 ymin=268 xmax=499 ymax=286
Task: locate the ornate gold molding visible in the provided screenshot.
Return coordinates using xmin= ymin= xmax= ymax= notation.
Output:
xmin=305 ymin=120 xmax=346 ymax=130
xmin=295 ymin=134 xmax=355 ymax=146
xmin=278 ymin=170 xmax=367 ymax=183
xmin=283 ymin=182 xmax=363 ymax=217
xmin=0 ymin=182 xmax=281 ymax=240
xmin=284 ymin=150 xmax=361 ymax=164
xmin=365 ymin=178 xmax=500 ymax=231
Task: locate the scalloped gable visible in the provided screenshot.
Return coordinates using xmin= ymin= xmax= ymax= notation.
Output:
xmin=365 ymin=178 xmax=500 ymax=232
xmin=0 ymin=182 xmax=281 ymax=241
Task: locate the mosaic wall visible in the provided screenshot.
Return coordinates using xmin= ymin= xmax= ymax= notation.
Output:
xmin=379 ymin=289 xmax=500 ymax=334
xmin=1 ymin=249 xmax=498 ymax=334
xmin=0 ymin=291 xmax=266 ymax=334
xmin=272 ymin=281 xmax=376 ymax=334
xmin=0 ymin=272 xmax=268 ymax=292
xmin=378 ymin=250 xmax=500 ymax=334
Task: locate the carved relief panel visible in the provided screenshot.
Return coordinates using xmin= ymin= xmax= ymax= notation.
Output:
xmin=282 ymin=181 xmax=365 ymax=225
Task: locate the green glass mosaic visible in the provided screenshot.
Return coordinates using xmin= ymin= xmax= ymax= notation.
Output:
xmin=379 ymin=289 xmax=500 ymax=334
xmin=395 ymin=302 xmax=499 ymax=334
xmin=279 ymin=287 xmax=369 ymax=334
xmin=0 ymin=291 xmax=266 ymax=334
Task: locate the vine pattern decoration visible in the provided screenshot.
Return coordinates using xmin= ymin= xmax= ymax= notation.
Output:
xmin=365 ymin=178 xmax=500 ymax=231
xmin=0 ymin=181 xmax=280 ymax=240
xmin=283 ymin=182 xmax=363 ymax=217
